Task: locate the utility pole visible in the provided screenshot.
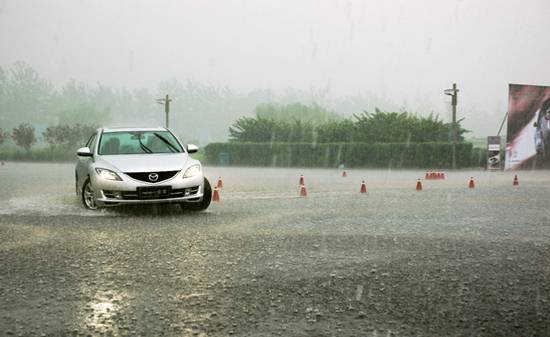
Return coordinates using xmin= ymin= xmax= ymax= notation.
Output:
xmin=156 ymin=94 xmax=172 ymax=128
xmin=444 ymin=83 xmax=459 ymax=169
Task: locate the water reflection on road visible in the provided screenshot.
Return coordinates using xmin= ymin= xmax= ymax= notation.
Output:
xmin=83 ymin=290 xmax=123 ymax=336
xmin=75 ymin=227 xmax=217 ymax=336
xmin=1 ymin=164 xmax=550 ymax=336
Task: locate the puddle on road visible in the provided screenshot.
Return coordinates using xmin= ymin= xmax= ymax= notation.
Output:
xmin=0 ymin=194 xmax=109 ymax=217
xmin=80 ymin=290 xmax=124 ymax=336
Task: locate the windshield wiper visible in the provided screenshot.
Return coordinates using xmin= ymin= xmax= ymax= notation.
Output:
xmin=137 ymin=136 xmax=152 ymax=153
xmin=153 ymin=133 xmax=180 ymax=153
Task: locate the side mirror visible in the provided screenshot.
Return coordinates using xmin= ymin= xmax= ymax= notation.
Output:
xmin=186 ymin=144 xmax=199 ymax=154
xmin=77 ymin=147 xmax=93 ymax=157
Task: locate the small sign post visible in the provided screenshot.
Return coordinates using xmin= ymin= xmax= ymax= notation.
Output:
xmin=487 ymin=136 xmax=501 ymax=170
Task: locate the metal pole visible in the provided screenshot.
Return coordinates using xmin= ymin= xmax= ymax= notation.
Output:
xmin=451 ymin=83 xmax=457 ymax=169
xmin=165 ymin=94 xmax=171 ymax=128
xmin=157 ymin=94 xmax=172 ymax=128
xmin=497 ymin=111 xmax=508 ymax=136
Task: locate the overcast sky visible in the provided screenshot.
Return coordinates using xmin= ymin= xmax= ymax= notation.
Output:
xmin=1 ymin=0 xmax=549 ymax=137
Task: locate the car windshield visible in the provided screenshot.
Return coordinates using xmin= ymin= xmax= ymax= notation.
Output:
xmin=98 ymin=131 xmax=183 ymax=155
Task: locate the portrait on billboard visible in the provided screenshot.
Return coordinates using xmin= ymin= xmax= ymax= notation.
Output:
xmin=534 ymin=99 xmax=550 ymax=156
xmin=505 ymin=84 xmax=550 ymax=169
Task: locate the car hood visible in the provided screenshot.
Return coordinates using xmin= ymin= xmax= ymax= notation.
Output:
xmin=96 ymin=153 xmax=189 ymax=173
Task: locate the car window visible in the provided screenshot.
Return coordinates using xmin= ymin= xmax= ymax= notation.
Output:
xmin=85 ymin=134 xmax=97 ymax=152
xmin=98 ymin=131 xmax=183 ymax=155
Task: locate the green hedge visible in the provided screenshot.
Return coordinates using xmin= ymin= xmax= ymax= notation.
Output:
xmin=0 ymin=147 xmax=76 ymax=162
xmin=1 ymin=142 xmax=486 ymax=168
xmin=205 ymin=142 xmax=486 ymax=168
xmin=0 ymin=147 xmax=207 ymax=163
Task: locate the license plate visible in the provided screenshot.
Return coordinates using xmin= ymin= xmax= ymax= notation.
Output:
xmin=137 ymin=186 xmax=172 ymax=199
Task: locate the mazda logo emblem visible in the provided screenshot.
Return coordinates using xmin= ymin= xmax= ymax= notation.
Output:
xmin=148 ymin=173 xmax=159 ymax=182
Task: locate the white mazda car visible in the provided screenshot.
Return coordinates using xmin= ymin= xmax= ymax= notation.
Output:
xmin=75 ymin=127 xmax=211 ymax=211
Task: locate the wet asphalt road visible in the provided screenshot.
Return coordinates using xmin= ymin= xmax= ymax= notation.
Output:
xmin=1 ymin=162 xmax=550 ymax=337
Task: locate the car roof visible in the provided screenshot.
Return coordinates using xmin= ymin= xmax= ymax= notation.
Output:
xmin=101 ymin=127 xmax=168 ymax=133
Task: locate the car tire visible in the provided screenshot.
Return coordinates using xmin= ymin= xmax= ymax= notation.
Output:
xmin=81 ymin=178 xmax=99 ymax=210
xmin=181 ymin=178 xmax=212 ymax=212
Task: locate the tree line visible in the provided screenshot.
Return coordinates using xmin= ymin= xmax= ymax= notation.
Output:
xmin=229 ymin=104 xmax=467 ymax=143
xmin=1 ymin=62 xmax=432 ymax=145
xmin=0 ymin=123 xmax=96 ymax=153
xmin=204 ymin=103 xmax=480 ymax=168
xmin=0 ymin=61 xmax=270 ymax=144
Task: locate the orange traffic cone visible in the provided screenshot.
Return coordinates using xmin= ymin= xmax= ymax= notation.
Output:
xmin=299 ymin=174 xmax=305 ymax=186
xmin=513 ymin=174 xmax=519 ymax=186
xmin=416 ymin=179 xmax=423 ymax=191
xmin=216 ymin=177 xmax=223 ymax=188
xmin=468 ymin=177 xmax=475 ymax=189
xmin=300 ymin=185 xmax=308 ymax=197
xmin=342 ymin=170 xmax=347 ymax=178
xmin=212 ymin=187 xmax=220 ymax=202
xmin=360 ymin=181 xmax=367 ymax=194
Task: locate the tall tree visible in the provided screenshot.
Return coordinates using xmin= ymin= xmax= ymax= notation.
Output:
xmin=0 ymin=128 xmax=9 ymax=146
xmin=3 ymin=61 xmax=54 ymax=126
xmin=11 ymin=123 xmax=36 ymax=153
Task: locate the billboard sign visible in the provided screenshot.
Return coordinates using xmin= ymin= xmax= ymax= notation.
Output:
xmin=505 ymin=84 xmax=550 ymax=170
xmin=487 ymin=136 xmax=501 ymax=170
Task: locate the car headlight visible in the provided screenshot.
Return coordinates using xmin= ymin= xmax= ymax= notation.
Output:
xmin=183 ymin=164 xmax=201 ymax=178
xmin=95 ymin=168 xmax=122 ymax=181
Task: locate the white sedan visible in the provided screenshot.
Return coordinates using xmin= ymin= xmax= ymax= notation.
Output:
xmin=75 ymin=127 xmax=211 ymax=211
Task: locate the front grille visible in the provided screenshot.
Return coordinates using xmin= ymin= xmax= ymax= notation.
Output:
xmin=125 ymin=171 xmax=180 ymax=183
xmin=103 ymin=186 xmax=199 ymax=200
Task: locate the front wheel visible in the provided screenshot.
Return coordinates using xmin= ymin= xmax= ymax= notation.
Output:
xmin=81 ymin=178 xmax=99 ymax=210
xmin=181 ymin=178 xmax=212 ymax=212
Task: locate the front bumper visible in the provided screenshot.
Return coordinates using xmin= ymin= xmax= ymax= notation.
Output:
xmin=90 ymin=171 xmax=204 ymax=205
